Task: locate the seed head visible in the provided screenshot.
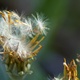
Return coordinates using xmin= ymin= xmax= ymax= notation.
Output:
xmin=0 ymin=10 xmax=49 ymax=76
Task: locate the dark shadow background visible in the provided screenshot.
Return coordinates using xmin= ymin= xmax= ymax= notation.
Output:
xmin=0 ymin=0 xmax=80 ymax=80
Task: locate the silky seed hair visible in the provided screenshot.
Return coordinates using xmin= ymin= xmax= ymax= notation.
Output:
xmin=0 ymin=10 xmax=49 ymax=59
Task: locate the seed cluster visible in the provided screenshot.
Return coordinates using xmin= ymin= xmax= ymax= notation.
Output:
xmin=0 ymin=10 xmax=48 ymax=76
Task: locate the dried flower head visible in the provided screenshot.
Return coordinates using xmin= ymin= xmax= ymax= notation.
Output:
xmin=0 ymin=10 xmax=49 ymax=78
xmin=51 ymin=58 xmax=79 ymax=80
xmin=63 ymin=58 xmax=79 ymax=80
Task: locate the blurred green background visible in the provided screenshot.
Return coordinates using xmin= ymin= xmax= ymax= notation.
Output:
xmin=0 ymin=0 xmax=80 ymax=80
